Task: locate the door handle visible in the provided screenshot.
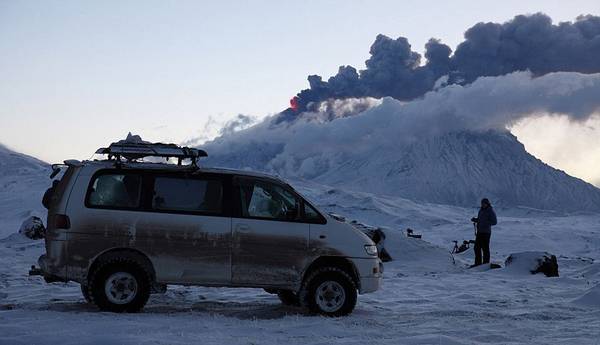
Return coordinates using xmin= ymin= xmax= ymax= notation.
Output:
xmin=236 ymin=224 xmax=250 ymax=233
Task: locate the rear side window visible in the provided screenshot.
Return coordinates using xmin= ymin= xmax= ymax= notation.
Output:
xmin=152 ymin=176 xmax=223 ymax=214
xmin=88 ymin=173 xmax=141 ymax=208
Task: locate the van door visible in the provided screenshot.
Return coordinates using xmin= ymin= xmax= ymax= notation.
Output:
xmin=136 ymin=172 xmax=231 ymax=285
xmin=230 ymin=177 xmax=309 ymax=288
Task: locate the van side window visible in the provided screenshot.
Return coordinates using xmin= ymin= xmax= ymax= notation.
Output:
xmin=152 ymin=177 xmax=223 ymax=214
xmin=236 ymin=179 xmax=299 ymax=221
xmin=88 ymin=174 xmax=141 ymax=208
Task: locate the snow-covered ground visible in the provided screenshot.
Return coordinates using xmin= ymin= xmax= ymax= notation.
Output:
xmin=1 ymin=175 xmax=599 ymax=345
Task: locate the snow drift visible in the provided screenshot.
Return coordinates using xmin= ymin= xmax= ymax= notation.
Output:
xmin=201 ymin=71 xmax=600 ymax=212
xmin=573 ymin=284 xmax=600 ymax=308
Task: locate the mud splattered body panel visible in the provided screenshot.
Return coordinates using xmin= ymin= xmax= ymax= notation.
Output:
xmin=66 ymin=209 xmax=231 ymax=284
xmin=231 ymin=218 xmax=309 ymax=289
xmin=136 ymin=213 xmax=230 ymax=284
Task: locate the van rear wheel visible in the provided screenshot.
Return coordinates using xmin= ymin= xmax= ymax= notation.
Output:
xmin=88 ymin=258 xmax=151 ymax=313
xmin=300 ymin=267 xmax=357 ymax=317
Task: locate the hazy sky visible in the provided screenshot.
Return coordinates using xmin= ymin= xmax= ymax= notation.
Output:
xmin=1 ymin=0 xmax=599 ymax=184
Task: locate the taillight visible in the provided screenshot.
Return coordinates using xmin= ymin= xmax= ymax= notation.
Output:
xmin=53 ymin=214 xmax=71 ymax=229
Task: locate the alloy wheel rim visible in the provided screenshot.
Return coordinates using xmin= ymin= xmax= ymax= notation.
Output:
xmin=104 ymin=272 xmax=138 ymax=305
xmin=315 ymin=280 xmax=346 ymax=313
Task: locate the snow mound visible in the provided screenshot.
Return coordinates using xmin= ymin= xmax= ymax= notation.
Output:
xmin=19 ymin=216 xmax=45 ymax=240
xmin=383 ymin=227 xmax=459 ymax=274
xmin=573 ymin=284 xmax=600 ymax=308
xmin=504 ymin=251 xmax=559 ymax=277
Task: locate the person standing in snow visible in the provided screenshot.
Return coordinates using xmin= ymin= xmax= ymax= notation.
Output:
xmin=470 ymin=198 xmax=497 ymax=267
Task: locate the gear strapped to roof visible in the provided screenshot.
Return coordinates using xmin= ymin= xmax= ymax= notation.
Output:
xmin=96 ymin=142 xmax=207 ymax=166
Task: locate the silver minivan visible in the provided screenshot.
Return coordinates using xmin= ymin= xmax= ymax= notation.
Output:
xmin=32 ymin=142 xmax=382 ymax=316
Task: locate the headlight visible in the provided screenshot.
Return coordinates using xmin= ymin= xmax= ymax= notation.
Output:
xmin=364 ymin=244 xmax=378 ymax=256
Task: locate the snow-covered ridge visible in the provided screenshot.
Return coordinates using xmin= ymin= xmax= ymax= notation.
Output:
xmin=0 ymin=143 xmax=47 ymax=177
xmin=0 ymin=143 xmax=49 ymax=238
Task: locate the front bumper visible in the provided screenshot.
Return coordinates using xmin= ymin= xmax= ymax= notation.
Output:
xmin=349 ymin=257 xmax=383 ymax=294
xmin=359 ymin=276 xmax=382 ymax=294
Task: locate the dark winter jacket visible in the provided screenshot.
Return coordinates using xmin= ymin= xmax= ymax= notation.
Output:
xmin=476 ymin=206 xmax=497 ymax=234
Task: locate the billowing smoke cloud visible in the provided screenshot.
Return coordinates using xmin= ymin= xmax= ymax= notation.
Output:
xmin=219 ymin=114 xmax=256 ymax=136
xmin=301 ymin=97 xmax=382 ymax=123
xmin=291 ymin=13 xmax=600 ymax=114
xmin=204 ymin=71 xmax=600 ymax=177
xmin=181 ymin=114 xmax=256 ymax=147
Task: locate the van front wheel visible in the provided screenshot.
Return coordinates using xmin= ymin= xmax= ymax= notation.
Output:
xmin=300 ymin=267 xmax=357 ymax=316
xmin=88 ymin=258 xmax=151 ymax=313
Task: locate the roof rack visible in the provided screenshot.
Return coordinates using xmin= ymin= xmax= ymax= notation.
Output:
xmin=96 ymin=142 xmax=207 ymax=167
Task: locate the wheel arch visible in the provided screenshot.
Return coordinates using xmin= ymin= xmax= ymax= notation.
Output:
xmin=86 ymin=247 xmax=156 ymax=284
xmin=302 ymin=256 xmax=360 ymax=291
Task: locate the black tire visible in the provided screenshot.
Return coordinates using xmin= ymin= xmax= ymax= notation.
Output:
xmin=277 ymin=290 xmax=300 ymax=306
xmin=80 ymin=284 xmax=91 ymax=303
xmin=88 ymin=258 xmax=151 ymax=313
xmin=299 ymin=267 xmax=357 ymax=317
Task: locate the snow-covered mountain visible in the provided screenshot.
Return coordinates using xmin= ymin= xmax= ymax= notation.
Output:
xmin=0 ymin=143 xmax=49 ymax=238
xmin=310 ymin=130 xmax=600 ymax=212
xmin=203 ymin=128 xmax=600 ymax=212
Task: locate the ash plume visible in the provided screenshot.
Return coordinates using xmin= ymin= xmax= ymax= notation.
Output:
xmin=291 ymin=13 xmax=600 ymax=114
xmin=205 ymin=71 xmax=600 ymax=172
